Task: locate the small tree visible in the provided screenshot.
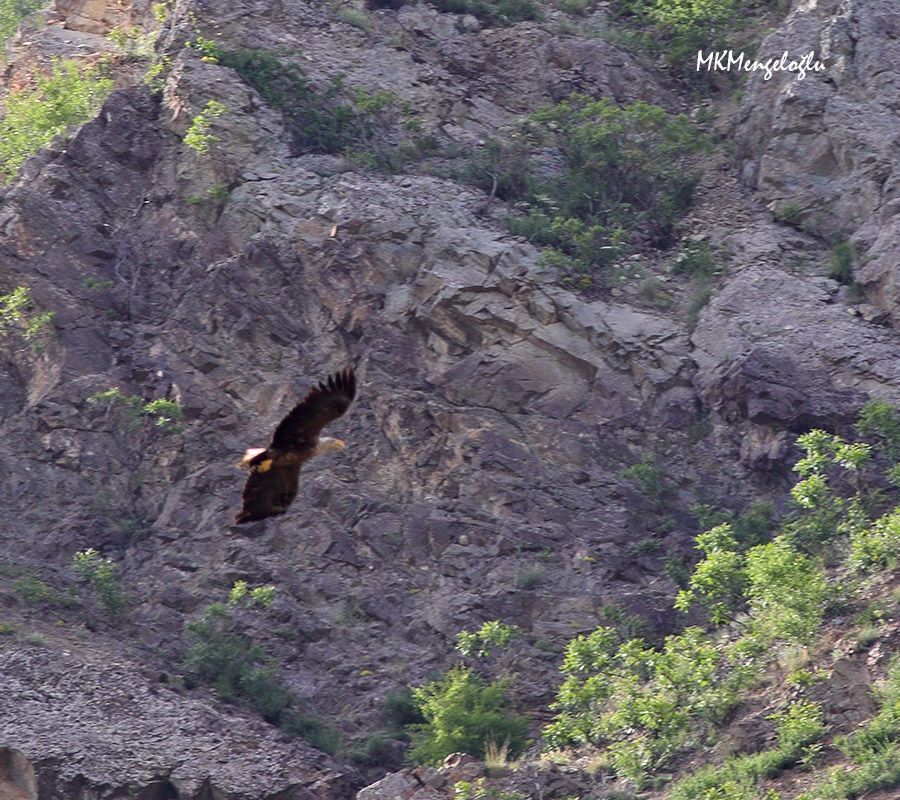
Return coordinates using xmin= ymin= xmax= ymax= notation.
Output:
xmin=409 ymin=665 xmax=529 ymax=765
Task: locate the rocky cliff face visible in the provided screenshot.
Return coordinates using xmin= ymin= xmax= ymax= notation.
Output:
xmin=2 ymin=0 xmax=900 ymax=797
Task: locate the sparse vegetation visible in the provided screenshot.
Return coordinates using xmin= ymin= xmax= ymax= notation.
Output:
xmin=190 ymin=41 xmax=359 ymax=155
xmin=829 ymin=241 xmax=855 ymax=284
xmin=71 ymin=548 xmax=126 ymax=615
xmin=184 ymin=598 xmax=292 ymax=720
xmin=457 ymin=96 xmax=705 ymax=286
xmin=797 ymin=659 xmax=900 ymax=799
xmin=183 ymin=583 xmax=339 ymax=753
xmin=456 ymin=621 xmax=520 ymax=658
xmin=87 ymin=388 xmax=185 ymax=434
xmin=0 ymin=286 xmax=54 ymax=351
xmin=106 ymin=25 xmax=157 ymax=61
xmin=184 ymin=99 xmax=227 ymax=154
xmin=0 ymin=59 xmax=113 ymax=181
xmin=0 ymin=0 xmax=44 ymax=45
xmin=671 ymin=701 xmax=825 ymax=800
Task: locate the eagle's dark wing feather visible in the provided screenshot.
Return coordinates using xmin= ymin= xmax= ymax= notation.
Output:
xmin=270 ymin=367 xmax=356 ymax=449
xmin=235 ymin=461 xmax=302 ymax=524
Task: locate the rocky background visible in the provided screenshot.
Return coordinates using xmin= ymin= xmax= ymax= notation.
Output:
xmin=2 ymin=0 xmax=900 ymax=797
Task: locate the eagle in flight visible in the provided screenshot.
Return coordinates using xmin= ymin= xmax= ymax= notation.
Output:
xmin=235 ymin=367 xmax=356 ymax=524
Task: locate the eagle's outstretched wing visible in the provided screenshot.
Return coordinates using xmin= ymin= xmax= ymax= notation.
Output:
xmin=235 ymin=461 xmax=302 ymax=524
xmin=270 ymin=367 xmax=356 ymax=449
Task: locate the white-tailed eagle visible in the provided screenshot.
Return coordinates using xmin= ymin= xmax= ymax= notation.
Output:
xmin=235 ymin=367 xmax=356 ymax=524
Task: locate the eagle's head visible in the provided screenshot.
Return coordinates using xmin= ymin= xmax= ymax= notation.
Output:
xmin=316 ymin=436 xmax=346 ymax=456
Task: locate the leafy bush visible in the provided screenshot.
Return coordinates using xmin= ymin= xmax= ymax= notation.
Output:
xmin=106 ymin=25 xmax=157 ymax=61
xmin=461 ymin=97 xmax=704 ymax=283
xmin=72 ymin=548 xmax=126 ymax=614
xmin=674 ymin=524 xmax=747 ymax=625
xmin=0 ymin=0 xmax=44 ymax=44
xmin=87 ymin=388 xmax=184 ymax=433
xmin=607 ymin=0 xmax=740 ymax=80
xmin=645 ymin=0 xmax=738 ymax=68
xmin=0 ymin=286 xmax=54 ymax=350
xmin=184 ymin=99 xmax=227 ymax=154
xmin=784 ymin=430 xmax=871 ymax=554
xmin=850 ymin=508 xmax=900 ymax=571
xmin=672 ymin=240 xmax=721 ymax=278
xmin=192 ymin=41 xmax=359 ymax=155
xmin=384 ymin=687 xmax=426 ymax=734
xmin=183 ymin=598 xmax=291 ymax=722
xmin=744 ymin=538 xmax=827 ymax=644
xmin=0 ymin=59 xmax=113 ymax=181
xmin=859 ymin=399 xmax=900 ymax=462
xmin=545 ymin=626 xmax=755 ymax=785
xmin=14 ymin=574 xmax=59 ymax=605
xmin=671 ymin=701 xmax=824 ymax=800
xmin=829 ymin=241 xmax=855 ymax=284
xmin=456 ymin=621 xmax=520 ymax=658
xmin=280 ymin=711 xmax=341 ymax=755
xmin=409 ymin=665 xmax=529 ymax=765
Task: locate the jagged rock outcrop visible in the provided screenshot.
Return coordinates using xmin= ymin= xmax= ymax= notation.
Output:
xmin=3 ymin=0 xmax=900 ymax=796
xmin=735 ymin=0 xmax=900 ymax=314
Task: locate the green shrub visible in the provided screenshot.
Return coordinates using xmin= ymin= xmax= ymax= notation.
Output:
xmin=183 ymin=600 xmax=291 ymax=721
xmin=672 ymin=241 xmax=720 ymax=278
xmin=744 ymin=538 xmax=827 ymax=644
xmin=192 ymin=42 xmax=358 ymax=155
xmin=671 ymin=701 xmax=823 ymax=800
xmin=384 ymin=686 xmax=426 ymax=734
xmin=0 ymin=59 xmax=113 ymax=181
xmin=0 ymin=0 xmax=44 ymax=44
xmin=784 ymin=430 xmax=871 ymax=554
xmin=456 ymin=621 xmax=520 ymax=658
xmin=87 ymin=388 xmax=185 ymax=433
xmin=184 ymin=583 xmax=339 ymax=752
xmin=473 ymin=96 xmax=705 ymax=282
xmin=859 ymin=399 xmax=900 ymax=462
xmin=409 ymin=665 xmax=529 ymax=765
xmin=645 ymin=0 xmax=738 ymax=69
xmin=106 ymin=25 xmax=156 ymax=61
xmin=338 ymin=7 xmax=373 ymax=31
xmin=850 ymin=508 xmax=900 ymax=570
xmin=829 ymin=241 xmax=855 ymax=284
xmin=453 ymin=779 xmax=529 ymax=800
xmin=13 ymin=574 xmax=54 ymax=605
xmin=72 ymin=548 xmax=126 ymax=614
xmin=0 ymin=286 xmax=54 ymax=350
xmin=731 ymin=501 xmax=775 ymax=549
xmin=280 ymin=711 xmax=341 ymax=755
xmin=184 ymin=99 xmax=226 ymax=154
xmin=545 ymin=626 xmax=755 ymax=785
xmin=775 ymin=202 xmax=803 ymax=227
xmin=674 ymin=524 xmax=747 ymax=625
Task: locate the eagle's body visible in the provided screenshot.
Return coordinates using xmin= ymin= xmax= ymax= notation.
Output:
xmin=235 ymin=367 xmax=356 ymax=524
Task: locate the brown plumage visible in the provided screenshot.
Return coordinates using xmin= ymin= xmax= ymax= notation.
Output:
xmin=235 ymin=367 xmax=356 ymax=524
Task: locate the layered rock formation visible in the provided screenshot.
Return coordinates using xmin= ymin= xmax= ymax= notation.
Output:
xmin=1 ymin=0 xmax=900 ymax=797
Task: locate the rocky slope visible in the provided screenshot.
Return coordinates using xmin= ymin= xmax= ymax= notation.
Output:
xmin=2 ymin=0 xmax=900 ymax=798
